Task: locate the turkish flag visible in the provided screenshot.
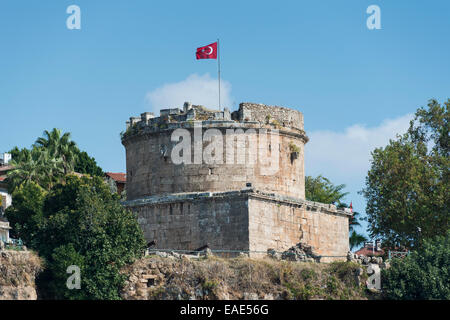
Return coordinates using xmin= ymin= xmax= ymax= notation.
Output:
xmin=196 ymin=42 xmax=217 ymax=59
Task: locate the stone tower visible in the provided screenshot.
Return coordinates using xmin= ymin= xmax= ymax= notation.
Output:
xmin=122 ymin=102 xmax=350 ymax=260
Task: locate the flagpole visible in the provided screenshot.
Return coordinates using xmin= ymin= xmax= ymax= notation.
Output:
xmin=217 ymin=38 xmax=221 ymax=110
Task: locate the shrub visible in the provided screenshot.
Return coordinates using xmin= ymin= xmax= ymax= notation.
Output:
xmin=271 ymin=119 xmax=281 ymax=129
xmin=381 ymin=231 xmax=450 ymax=300
xmin=289 ymin=141 xmax=300 ymax=153
xmin=9 ymin=175 xmax=146 ymax=299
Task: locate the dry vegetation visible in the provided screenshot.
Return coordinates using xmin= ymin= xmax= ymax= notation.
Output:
xmin=0 ymin=250 xmax=42 ymax=287
xmin=121 ymin=255 xmax=370 ymax=300
xmin=0 ymin=250 xmax=43 ymax=300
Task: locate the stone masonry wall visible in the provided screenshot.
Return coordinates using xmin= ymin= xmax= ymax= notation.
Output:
xmin=130 ymin=192 xmax=250 ymax=252
xmin=125 ymin=189 xmax=350 ymax=261
xmin=0 ymin=250 xmax=42 ymax=300
xmin=248 ymin=195 xmax=350 ymax=262
xmin=124 ymin=125 xmax=306 ymax=200
xmin=123 ymin=102 xmax=349 ymax=260
xmin=237 ymin=103 xmax=305 ymax=132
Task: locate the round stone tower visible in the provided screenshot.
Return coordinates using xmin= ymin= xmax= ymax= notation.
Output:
xmin=121 ymin=102 xmax=350 ymax=260
xmin=121 ymin=102 xmax=309 ymax=201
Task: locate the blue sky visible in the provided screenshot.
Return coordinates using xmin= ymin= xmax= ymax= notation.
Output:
xmin=1 ymin=1 xmax=449 ymax=240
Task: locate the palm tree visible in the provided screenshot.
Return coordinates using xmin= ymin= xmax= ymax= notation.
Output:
xmin=350 ymin=230 xmax=367 ymax=251
xmin=338 ymin=202 xmax=368 ymax=251
xmin=7 ymin=147 xmax=65 ymax=192
xmin=349 ymin=209 xmax=363 ymax=232
xmin=35 ymin=128 xmax=78 ymax=174
xmin=35 ymin=147 xmax=65 ymax=188
xmin=305 ymin=175 xmax=349 ymax=204
xmin=7 ymin=152 xmax=41 ymax=192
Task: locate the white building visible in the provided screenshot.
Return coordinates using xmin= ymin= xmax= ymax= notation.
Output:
xmin=0 ymin=153 xmax=13 ymax=213
xmin=0 ymin=219 xmax=11 ymax=243
xmin=0 ymin=153 xmax=11 ymax=166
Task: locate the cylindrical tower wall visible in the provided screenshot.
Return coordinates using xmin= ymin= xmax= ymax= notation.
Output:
xmin=122 ymin=104 xmax=308 ymax=201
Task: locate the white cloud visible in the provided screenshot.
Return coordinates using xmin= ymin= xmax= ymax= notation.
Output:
xmin=145 ymin=73 xmax=232 ymax=113
xmin=305 ymin=113 xmax=414 ymax=182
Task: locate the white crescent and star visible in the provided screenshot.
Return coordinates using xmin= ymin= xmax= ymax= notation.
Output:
xmin=202 ymin=46 xmax=214 ymax=55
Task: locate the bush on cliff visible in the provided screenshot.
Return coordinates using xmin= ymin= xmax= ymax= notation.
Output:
xmin=5 ymin=181 xmax=47 ymax=244
xmin=381 ymin=231 xmax=450 ymax=300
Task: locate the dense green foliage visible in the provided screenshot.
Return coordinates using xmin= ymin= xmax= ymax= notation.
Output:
xmin=5 ymin=128 xmax=140 ymax=299
xmin=349 ymin=231 xmax=367 ymax=251
xmin=7 ymin=146 xmax=64 ymax=192
xmin=7 ymin=128 xmax=103 ymax=193
xmin=362 ymin=99 xmax=449 ymax=248
xmin=74 ymin=150 xmax=104 ymax=177
xmin=6 ymin=175 xmax=145 ymax=299
xmin=4 ymin=182 xmax=46 ymax=243
xmin=382 ymin=231 xmax=450 ymax=300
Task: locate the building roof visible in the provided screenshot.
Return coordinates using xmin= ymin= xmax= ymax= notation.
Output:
xmin=355 ymin=246 xmax=385 ymax=256
xmin=0 ymin=165 xmax=14 ymax=174
xmin=105 ymin=172 xmax=126 ymax=183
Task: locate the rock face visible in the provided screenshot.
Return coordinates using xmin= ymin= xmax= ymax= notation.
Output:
xmin=268 ymin=242 xmax=320 ymax=262
xmin=347 ymin=251 xmax=390 ymax=293
xmin=0 ymin=250 xmax=42 ymax=300
xmin=347 ymin=251 xmax=387 ymax=267
xmin=121 ymin=255 xmax=369 ymax=300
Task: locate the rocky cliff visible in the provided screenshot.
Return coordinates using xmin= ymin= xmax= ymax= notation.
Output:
xmin=121 ymin=253 xmax=371 ymax=300
xmin=0 ymin=250 xmax=42 ymax=300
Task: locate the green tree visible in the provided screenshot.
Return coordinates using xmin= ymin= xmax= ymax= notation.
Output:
xmin=34 ymin=128 xmax=78 ymax=175
xmin=382 ymin=231 xmax=450 ymax=300
xmin=47 ymin=244 xmax=86 ymax=300
xmin=362 ymin=99 xmax=449 ymax=249
xmin=7 ymin=129 xmax=104 ymax=192
xmin=7 ymin=175 xmax=145 ymax=299
xmin=349 ymin=231 xmax=367 ymax=251
xmin=305 ymin=175 xmax=348 ymax=204
xmin=9 ymin=146 xmax=31 ymax=163
xmin=38 ymin=176 xmax=145 ymax=299
xmin=74 ymin=150 xmax=103 ymax=177
xmin=7 ymin=147 xmax=64 ymax=193
xmin=5 ymin=181 xmax=47 ymax=243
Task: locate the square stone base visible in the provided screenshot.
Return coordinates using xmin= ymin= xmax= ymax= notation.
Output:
xmin=125 ymin=189 xmax=350 ymax=261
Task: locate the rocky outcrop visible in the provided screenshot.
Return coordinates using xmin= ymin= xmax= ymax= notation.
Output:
xmin=267 ymin=242 xmax=320 ymax=262
xmin=121 ymin=255 xmax=369 ymax=300
xmin=347 ymin=251 xmax=390 ymax=269
xmin=0 ymin=250 xmax=42 ymax=300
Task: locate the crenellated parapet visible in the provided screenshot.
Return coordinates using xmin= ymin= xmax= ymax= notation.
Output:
xmin=121 ymin=102 xmax=308 ymax=143
xmin=232 ymin=102 xmax=305 ymax=132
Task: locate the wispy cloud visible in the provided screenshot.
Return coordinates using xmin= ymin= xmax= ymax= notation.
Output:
xmin=305 ymin=113 xmax=414 ymax=182
xmin=145 ymin=73 xmax=232 ymax=113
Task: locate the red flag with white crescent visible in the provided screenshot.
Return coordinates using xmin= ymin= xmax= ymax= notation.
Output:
xmin=196 ymin=42 xmax=218 ymax=59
